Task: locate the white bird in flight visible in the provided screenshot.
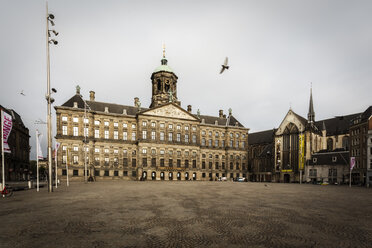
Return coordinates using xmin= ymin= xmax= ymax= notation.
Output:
xmin=220 ymin=57 xmax=229 ymax=74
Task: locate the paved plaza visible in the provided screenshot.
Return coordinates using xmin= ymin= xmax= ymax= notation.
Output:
xmin=0 ymin=181 xmax=371 ymax=248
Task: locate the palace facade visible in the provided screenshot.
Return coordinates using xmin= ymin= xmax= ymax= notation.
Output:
xmin=55 ymin=54 xmax=249 ymax=181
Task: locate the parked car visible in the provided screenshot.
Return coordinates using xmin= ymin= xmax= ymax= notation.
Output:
xmin=237 ymin=177 xmax=246 ymax=182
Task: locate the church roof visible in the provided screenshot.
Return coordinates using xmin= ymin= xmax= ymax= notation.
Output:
xmin=248 ymin=129 xmax=275 ymax=145
xmin=315 ymin=113 xmax=360 ymax=136
xmin=309 ymin=150 xmax=349 ymax=166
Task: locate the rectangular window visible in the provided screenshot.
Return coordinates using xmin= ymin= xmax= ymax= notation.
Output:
xmin=185 ymin=160 xmax=189 ymax=168
xmin=114 ymin=149 xmax=118 ymax=154
xmin=62 ymin=146 xmax=67 ymax=151
xmin=215 ymin=140 xmax=219 ymax=147
xmin=123 ymin=158 xmax=128 ymax=167
xmin=132 ymin=171 xmax=137 ymax=177
xmin=73 ymin=155 xmax=78 ymax=164
xmin=73 ymin=146 xmax=78 ymax=151
xmin=94 ymin=120 xmax=100 ymax=125
xmin=132 ymin=158 xmax=136 ymax=167
xmin=230 ymin=140 xmax=233 ymax=147
xmin=104 ymin=148 xmax=109 ymax=153
xmin=222 ymin=162 xmax=225 ymax=170
xmin=73 ymin=170 xmax=79 ymax=176
xmin=84 ymin=127 xmax=88 ymax=137
xmin=215 ymin=162 xmax=219 ymax=169
xmin=73 ymin=117 xmax=79 ymax=123
xmin=114 ymin=131 xmax=118 ymax=140
xmin=104 ymin=121 xmax=109 ymax=126
xmin=202 ymin=161 xmax=205 ymax=169
xmin=142 ymin=121 xmax=147 ymax=127
xmin=185 ymin=126 xmax=189 ymax=131
xmin=73 ymin=127 xmax=78 ymax=136
xmin=104 ymin=130 xmax=109 ymax=139
xmin=151 ymin=158 xmax=156 ymax=167
xmin=242 ymin=141 xmax=245 ymax=148
xmin=169 ymin=159 xmax=173 ymax=167
xmin=123 ymin=171 xmax=128 ymax=176
xmin=151 ymin=149 xmax=156 ymax=155
xmin=62 ymin=155 xmax=67 ymax=164
xmin=151 ymin=131 xmax=156 ymax=140
xmin=114 ymin=122 xmax=118 ymax=127
xmin=142 ymin=158 xmax=147 ymax=167
xmin=177 ymin=159 xmax=181 ymax=167
xmin=185 ymin=134 xmax=189 ymax=143
xmin=151 ymin=122 xmax=156 ymax=127
xmin=123 ymin=123 xmax=127 ymax=128
xmin=132 ymin=124 xmax=136 ymax=129
xmin=209 ymin=162 xmax=212 ymax=169
xmin=208 ymin=139 xmax=212 ymax=146
xmin=132 ymin=132 xmax=136 ymax=141
xmin=95 ymin=148 xmax=100 ymax=153
xmin=123 ymin=131 xmax=128 ymax=140
xmin=192 ymin=135 xmax=197 ymax=143
xmin=142 ymin=131 xmax=147 ymax=139
xmin=62 ymin=116 xmax=68 ymax=122
xmin=177 ymin=133 xmax=181 ymax=142
xmin=160 ymin=132 xmax=165 ymax=141
xmin=169 ymin=124 xmax=173 ymax=129
xmin=142 ymin=148 xmax=147 ymax=154
xmin=193 ymin=160 xmax=196 ymax=168
xmin=168 ymin=132 xmax=173 ymax=141
xmin=62 ymin=126 xmax=67 ymax=135
xmin=114 ymin=171 xmax=118 ymax=176
xmin=202 ymin=138 xmax=206 ymax=146
xmin=160 ymin=158 xmax=165 ymax=166
xmin=177 ymin=125 xmax=181 ymax=130
xmin=94 ymin=129 xmax=99 ymax=138
xmin=236 ymin=141 xmax=239 ymax=148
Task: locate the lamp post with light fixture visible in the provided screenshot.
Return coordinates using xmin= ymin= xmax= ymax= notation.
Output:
xmin=46 ymin=2 xmax=58 ymax=192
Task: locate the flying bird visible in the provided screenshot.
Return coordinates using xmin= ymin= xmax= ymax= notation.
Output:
xmin=220 ymin=57 xmax=229 ymax=74
xmin=20 ymin=90 xmax=26 ymax=96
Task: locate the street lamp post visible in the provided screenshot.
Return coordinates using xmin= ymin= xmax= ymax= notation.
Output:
xmin=46 ymin=3 xmax=58 ymax=192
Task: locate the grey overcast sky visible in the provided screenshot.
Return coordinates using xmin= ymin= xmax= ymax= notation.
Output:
xmin=0 ymin=0 xmax=371 ymax=159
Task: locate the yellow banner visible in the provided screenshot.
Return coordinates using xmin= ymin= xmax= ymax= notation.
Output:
xmin=299 ymin=134 xmax=305 ymax=170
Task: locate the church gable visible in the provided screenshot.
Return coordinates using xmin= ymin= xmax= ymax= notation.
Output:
xmin=140 ymin=103 xmax=198 ymax=121
xmin=276 ymin=110 xmax=306 ymax=135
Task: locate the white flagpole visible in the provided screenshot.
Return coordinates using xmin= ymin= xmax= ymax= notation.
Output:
xmin=55 ymin=143 xmax=58 ymax=188
xmin=1 ymin=110 xmax=5 ymax=196
xmin=36 ymin=130 xmax=39 ymax=192
xmin=66 ymin=149 xmax=69 ymax=187
xmin=349 ymin=168 xmax=352 ymax=188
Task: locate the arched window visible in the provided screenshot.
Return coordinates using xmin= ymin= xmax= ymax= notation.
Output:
xmin=282 ymin=123 xmax=299 ymax=170
xmin=157 ymin=79 xmax=162 ymax=91
xmin=327 ymin=138 xmax=334 ymax=151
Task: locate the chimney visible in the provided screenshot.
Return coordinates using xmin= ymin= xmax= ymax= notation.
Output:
xmin=187 ymin=105 xmax=192 ymax=113
xmin=134 ymin=97 xmax=139 ymax=107
xmin=219 ymin=110 xmax=223 ymax=118
xmin=89 ymin=91 xmax=95 ymax=101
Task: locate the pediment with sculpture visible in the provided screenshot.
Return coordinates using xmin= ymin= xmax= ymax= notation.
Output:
xmin=140 ymin=103 xmax=198 ymax=121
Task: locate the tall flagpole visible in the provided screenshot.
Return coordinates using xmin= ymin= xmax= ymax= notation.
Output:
xmin=55 ymin=143 xmax=58 ymax=188
xmin=66 ymin=148 xmax=69 ymax=187
xmin=1 ymin=110 xmax=5 ymax=195
xmin=36 ymin=130 xmax=40 ymax=192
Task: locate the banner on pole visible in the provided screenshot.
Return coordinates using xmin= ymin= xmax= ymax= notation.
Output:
xmin=37 ymin=131 xmax=43 ymax=160
xmin=350 ymin=157 xmax=355 ymax=170
xmin=2 ymin=110 xmax=13 ymax=153
xmin=298 ymin=134 xmax=305 ymax=170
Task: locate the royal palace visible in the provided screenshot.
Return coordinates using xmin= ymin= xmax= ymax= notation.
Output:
xmin=55 ymin=53 xmax=249 ymax=181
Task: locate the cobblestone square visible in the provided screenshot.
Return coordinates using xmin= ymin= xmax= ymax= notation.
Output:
xmin=1 ymin=181 xmax=371 ymax=248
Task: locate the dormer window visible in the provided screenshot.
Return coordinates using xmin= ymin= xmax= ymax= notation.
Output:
xmin=104 ymin=107 xmax=109 ymax=113
xmin=73 ymin=102 xmax=78 ymax=108
xmin=313 ymin=158 xmax=317 ymax=163
xmin=332 ymin=156 xmax=337 ymax=162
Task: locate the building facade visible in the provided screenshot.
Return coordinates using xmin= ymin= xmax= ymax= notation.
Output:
xmin=248 ymin=89 xmax=361 ymax=184
xmin=350 ymin=106 xmax=372 ymax=186
xmin=55 ymin=54 xmax=249 ymax=181
xmin=0 ymin=105 xmax=30 ymax=181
